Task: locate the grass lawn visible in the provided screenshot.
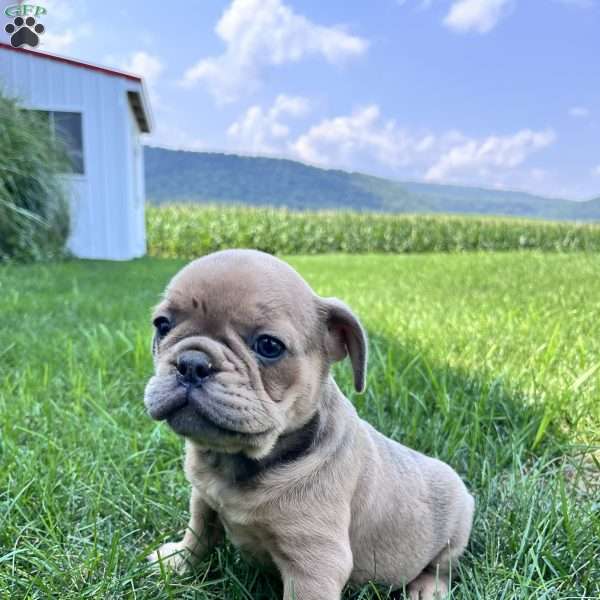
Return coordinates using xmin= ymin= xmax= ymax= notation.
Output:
xmin=1 ymin=253 xmax=599 ymax=599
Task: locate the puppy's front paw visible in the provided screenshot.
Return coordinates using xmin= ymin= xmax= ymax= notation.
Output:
xmin=147 ymin=542 xmax=194 ymax=574
xmin=408 ymin=572 xmax=449 ymax=600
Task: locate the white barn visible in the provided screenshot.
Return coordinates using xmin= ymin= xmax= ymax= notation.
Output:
xmin=0 ymin=42 xmax=152 ymax=260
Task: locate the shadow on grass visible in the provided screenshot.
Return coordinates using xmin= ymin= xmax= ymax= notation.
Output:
xmin=339 ymin=333 xmax=596 ymax=599
xmin=353 ymin=331 xmax=569 ymax=486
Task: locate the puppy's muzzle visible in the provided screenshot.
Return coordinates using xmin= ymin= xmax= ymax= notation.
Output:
xmin=176 ymin=350 xmax=215 ymax=388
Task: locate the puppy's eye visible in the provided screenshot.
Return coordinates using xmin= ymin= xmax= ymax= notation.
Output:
xmin=153 ymin=316 xmax=172 ymax=337
xmin=253 ymin=335 xmax=285 ymax=360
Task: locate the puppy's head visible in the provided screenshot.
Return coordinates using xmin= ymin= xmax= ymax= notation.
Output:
xmin=144 ymin=249 xmax=367 ymax=459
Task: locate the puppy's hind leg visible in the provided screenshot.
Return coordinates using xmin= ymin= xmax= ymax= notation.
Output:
xmin=148 ymin=487 xmax=223 ymax=574
xmin=406 ymin=537 xmax=466 ymax=598
xmin=409 ymin=492 xmax=474 ymax=599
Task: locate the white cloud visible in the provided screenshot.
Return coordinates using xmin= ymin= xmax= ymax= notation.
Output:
xmin=35 ymin=0 xmax=92 ymax=54
xmin=105 ymin=51 xmax=165 ymax=110
xmin=406 ymin=0 xmax=591 ymax=32
xmin=228 ymin=94 xmax=310 ymax=154
xmin=569 ymin=106 xmax=591 ymax=118
xmin=425 ymin=129 xmax=556 ymax=181
xmin=119 ymin=51 xmax=164 ymax=85
xmin=292 ymin=105 xmax=437 ymax=168
xmin=592 ymin=164 xmax=600 ymax=177
xmin=39 ymin=24 xmax=93 ymax=54
xmin=40 ymin=30 xmax=77 ymax=53
xmin=225 ymin=102 xmax=556 ymax=192
xmin=37 ymin=0 xmax=73 ymax=23
xmin=444 ymin=0 xmax=512 ymax=34
xmin=181 ymin=0 xmax=368 ymax=103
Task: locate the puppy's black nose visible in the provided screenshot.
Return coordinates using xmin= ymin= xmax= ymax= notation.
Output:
xmin=176 ymin=351 xmax=214 ymax=387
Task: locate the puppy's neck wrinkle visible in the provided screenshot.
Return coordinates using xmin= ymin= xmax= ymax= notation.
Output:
xmin=205 ymin=411 xmax=322 ymax=485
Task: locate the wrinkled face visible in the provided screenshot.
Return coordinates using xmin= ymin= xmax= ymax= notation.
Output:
xmin=144 ymin=251 xmax=334 ymax=458
xmin=144 ymin=250 xmax=367 ymax=459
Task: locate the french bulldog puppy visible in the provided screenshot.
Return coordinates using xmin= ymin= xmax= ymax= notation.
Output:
xmin=145 ymin=249 xmax=474 ymax=600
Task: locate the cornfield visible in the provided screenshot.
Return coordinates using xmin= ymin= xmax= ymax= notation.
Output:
xmin=147 ymin=204 xmax=600 ymax=257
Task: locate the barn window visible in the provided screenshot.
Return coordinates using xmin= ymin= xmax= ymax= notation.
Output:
xmin=28 ymin=110 xmax=84 ymax=175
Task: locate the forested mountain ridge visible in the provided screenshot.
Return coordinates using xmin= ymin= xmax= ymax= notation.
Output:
xmin=144 ymin=146 xmax=600 ymax=221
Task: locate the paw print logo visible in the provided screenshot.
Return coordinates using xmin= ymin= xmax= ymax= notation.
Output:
xmin=5 ymin=16 xmax=45 ymax=48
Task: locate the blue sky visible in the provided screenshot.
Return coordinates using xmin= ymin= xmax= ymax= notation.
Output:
xmin=11 ymin=0 xmax=600 ymax=199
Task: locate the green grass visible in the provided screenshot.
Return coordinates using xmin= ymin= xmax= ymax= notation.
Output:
xmin=147 ymin=205 xmax=600 ymax=258
xmin=1 ymin=253 xmax=599 ymax=598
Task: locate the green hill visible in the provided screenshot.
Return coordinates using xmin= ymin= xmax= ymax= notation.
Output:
xmin=144 ymin=146 xmax=600 ymax=221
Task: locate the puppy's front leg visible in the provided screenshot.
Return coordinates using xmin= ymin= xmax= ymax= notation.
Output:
xmin=280 ymin=557 xmax=352 ymax=600
xmin=282 ymin=574 xmax=345 ymax=600
xmin=148 ymin=486 xmax=223 ymax=573
xmin=276 ymin=537 xmax=353 ymax=600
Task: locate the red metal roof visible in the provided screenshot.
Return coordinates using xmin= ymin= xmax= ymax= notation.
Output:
xmin=0 ymin=42 xmax=142 ymax=82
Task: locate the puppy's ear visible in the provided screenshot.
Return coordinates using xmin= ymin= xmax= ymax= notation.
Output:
xmin=320 ymin=298 xmax=368 ymax=393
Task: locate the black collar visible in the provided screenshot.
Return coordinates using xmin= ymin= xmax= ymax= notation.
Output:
xmin=204 ymin=411 xmax=321 ymax=486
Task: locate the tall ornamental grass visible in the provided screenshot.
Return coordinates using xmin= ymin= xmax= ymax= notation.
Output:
xmin=147 ymin=203 xmax=600 ymax=258
xmin=0 ymin=92 xmax=70 ymax=262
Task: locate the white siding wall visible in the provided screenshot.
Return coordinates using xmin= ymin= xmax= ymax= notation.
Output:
xmin=0 ymin=47 xmax=147 ymax=260
xmin=127 ymin=101 xmax=147 ymax=257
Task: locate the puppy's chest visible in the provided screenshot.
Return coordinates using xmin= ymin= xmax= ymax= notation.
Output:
xmin=193 ymin=470 xmax=251 ymax=519
xmin=192 ymin=472 xmax=274 ymax=561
